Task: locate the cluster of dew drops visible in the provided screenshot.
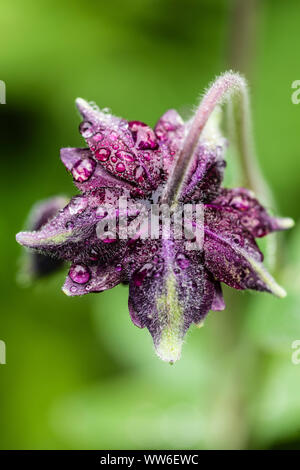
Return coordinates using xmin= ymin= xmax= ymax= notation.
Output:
xmin=65 ymin=106 xmax=193 ymax=291
xmin=72 ymin=108 xmax=161 ymax=190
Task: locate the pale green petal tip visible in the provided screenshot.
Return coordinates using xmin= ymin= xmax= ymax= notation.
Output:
xmin=195 ymin=319 xmax=205 ymax=328
xmin=262 ymin=269 xmax=286 ymax=298
xmin=273 ymin=283 xmax=287 ymax=298
xmin=244 ymin=250 xmax=287 ymax=298
xmin=75 ymin=97 xmax=90 ymax=111
xmin=261 ymin=268 xmax=286 ymax=298
xmin=16 ymin=230 xmax=72 ymax=247
xmin=16 ymin=231 xmax=36 ymax=246
xmin=155 ymin=335 xmax=183 ymax=364
xmin=61 ymin=285 xmax=71 ymax=297
xmin=277 ymin=217 xmax=295 ymax=230
xmin=259 ymin=267 xmax=286 ymax=298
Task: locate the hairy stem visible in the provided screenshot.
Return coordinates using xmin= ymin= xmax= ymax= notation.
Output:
xmin=163 ymin=70 xmax=273 ymax=205
xmin=162 ymin=71 xmax=257 ymax=204
xmin=226 ymin=86 xmax=274 ymax=207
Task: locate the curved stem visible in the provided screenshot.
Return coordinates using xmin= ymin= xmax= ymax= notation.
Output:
xmin=162 ymin=71 xmax=272 ymax=208
xmin=227 ymin=84 xmax=274 ymax=207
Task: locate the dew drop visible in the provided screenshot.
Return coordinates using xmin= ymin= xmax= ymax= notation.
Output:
xmin=255 ymin=227 xmax=268 ymax=237
xmin=232 ymin=234 xmax=242 ymax=245
xmin=69 ymin=196 xmax=88 ymax=215
xmin=116 ymin=150 xmax=135 ymax=162
xmin=89 ymin=247 xmax=99 ymax=261
xmin=65 ymin=221 xmax=74 ymax=230
xmin=69 ymin=264 xmax=91 ymax=284
xmin=93 ymin=132 xmax=103 ymax=142
xmin=134 ymin=165 xmax=145 ymax=182
xmin=128 ymin=121 xmax=158 ymax=150
xmin=241 ymin=216 xmax=250 ymax=225
xmin=109 ymin=131 xmax=118 ymax=141
xmin=176 ymin=253 xmax=190 ymax=269
xmin=96 ymin=207 xmax=108 ymax=219
xmin=79 ymin=121 xmax=94 ymax=138
xmin=115 ymin=264 xmax=122 ymax=272
xmin=72 ymin=158 xmax=96 ymax=182
xmin=133 ymin=263 xmax=153 ymax=286
xmin=116 ymin=162 xmax=126 ymax=173
xmin=94 ymin=147 xmax=111 ymax=162
xmin=101 ymin=231 xmax=117 ymax=243
xmin=230 ymin=196 xmax=250 ymax=211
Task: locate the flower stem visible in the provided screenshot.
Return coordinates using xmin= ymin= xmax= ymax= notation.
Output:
xmin=162 ymin=71 xmax=272 ymax=208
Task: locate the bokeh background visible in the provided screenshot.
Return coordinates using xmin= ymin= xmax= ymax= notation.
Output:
xmin=1 ymin=0 xmax=300 ymax=449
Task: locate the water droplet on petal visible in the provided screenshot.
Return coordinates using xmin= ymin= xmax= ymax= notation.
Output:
xmin=133 ymin=270 xmax=146 ymax=287
xmin=232 ymin=234 xmax=243 ymax=245
xmin=79 ymin=121 xmax=94 ymax=138
xmin=69 ymin=196 xmax=88 ymax=215
xmin=109 ymin=131 xmax=118 ymax=141
xmin=69 ymin=264 xmax=91 ymax=284
xmin=176 ymin=253 xmax=190 ymax=269
xmin=230 ymin=196 xmax=250 ymax=211
xmin=255 ymin=227 xmax=268 ymax=237
xmin=129 ymin=121 xmax=158 ymax=150
xmin=130 ymin=188 xmax=144 ymax=198
xmin=65 ymin=221 xmax=74 ymax=230
xmin=96 ymin=207 xmax=108 ymax=219
xmin=93 ymin=132 xmax=103 ymax=142
xmin=116 ymin=162 xmax=126 ymax=173
xmin=101 ymin=231 xmax=117 ymax=243
xmin=116 ymin=150 xmax=135 ymax=162
xmin=115 ymin=264 xmax=122 ymax=272
xmin=132 ymin=263 xmax=153 ymax=286
xmin=134 ymin=165 xmax=145 ymax=183
xmin=72 ymin=158 xmax=96 ymax=182
xmin=241 ymin=216 xmax=250 ymax=225
xmin=94 ymin=147 xmax=111 ymax=162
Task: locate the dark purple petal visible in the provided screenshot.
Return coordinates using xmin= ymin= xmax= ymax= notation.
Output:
xmin=204 ymin=206 xmax=286 ymax=297
xmin=75 ymin=99 xmax=165 ymax=193
xmin=62 ymin=262 xmax=123 ymax=296
xmin=18 ymin=196 xmax=68 ymax=283
xmin=211 ymin=281 xmax=225 ymax=311
xmin=181 ymin=144 xmax=226 ymax=203
xmin=127 ymin=240 xmax=214 ymax=362
xmin=16 ymin=190 xmax=126 ymax=265
xmin=211 ymin=187 xmax=294 ymax=237
xmin=154 ymin=109 xmax=185 ymax=175
xmin=60 ymin=147 xmax=135 ymax=193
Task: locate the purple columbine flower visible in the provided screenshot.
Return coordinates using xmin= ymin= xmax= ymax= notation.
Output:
xmin=16 ymin=72 xmax=294 ymax=362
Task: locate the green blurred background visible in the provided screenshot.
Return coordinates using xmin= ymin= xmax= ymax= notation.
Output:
xmin=1 ymin=0 xmax=300 ymax=449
